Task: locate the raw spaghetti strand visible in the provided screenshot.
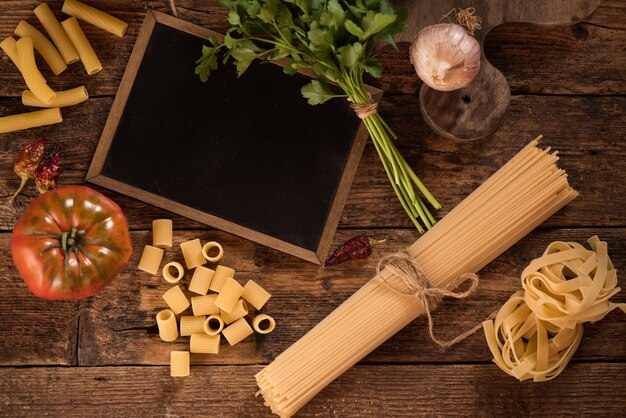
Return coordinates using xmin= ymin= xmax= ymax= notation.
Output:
xmin=483 ymin=236 xmax=625 ymax=382
xmin=256 ymin=137 xmax=578 ymax=418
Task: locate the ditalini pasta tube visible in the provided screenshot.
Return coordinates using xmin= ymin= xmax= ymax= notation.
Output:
xmin=222 ymin=317 xmax=253 ymax=346
xmin=137 ymin=245 xmax=164 ymax=275
xmin=22 ymin=86 xmax=89 ymax=108
xmin=152 ymin=219 xmax=173 ymax=248
xmin=0 ymin=37 xmax=21 ymax=70
xmin=170 ymin=351 xmax=190 ymax=377
xmin=162 ymin=285 xmax=190 ymax=315
xmin=252 ymin=314 xmax=276 ymax=335
xmin=242 ymin=280 xmax=271 ymax=310
xmin=209 ymin=265 xmax=235 ymax=292
xmin=188 ymin=266 xmax=215 ymax=295
xmin=180 ymin=239 xmax=206 ymax=269
xmin=215 ymin=277 xmax=244 ymax=313
xmin=61 ymin=17 xmax=102 ymax=75
xmin=220 ymin=299 xmax=248 ymax=325
xmin=256 ymin=138 xmax=579 ymax=418
xmin=203 ymin=315 xmax=224 ymax=336
xmin=180 ymin=315 xmax=206 ymax=336
xmin=191 ymin=294 xmax=219 ymax=316
xmin=14 ymin=20 xmax=67 ymax=75
xmin=156 ymin=309 xmax=178 ymax=342
xmin=62 ymin=0 xmax=129 ymax=37
xmin=34 ymin=2 xmax=80 ymax=64
xmin=162 ymin=261 xmax=184 ymax=284
xmin=190 ymin=333 xmax=220 ymax=354
xmin=16 ymin=37 xmax=56 ymax=105
xmin=0 ymin=108 xmax=62 ymax=134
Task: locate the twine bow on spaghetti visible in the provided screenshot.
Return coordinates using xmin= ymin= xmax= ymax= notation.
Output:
xmin=377 ymin=250 xmax=489 ymax=349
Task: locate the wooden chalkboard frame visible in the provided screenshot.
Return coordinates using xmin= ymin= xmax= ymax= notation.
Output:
xmin=86 ymin=10 xmax=382 ymax=264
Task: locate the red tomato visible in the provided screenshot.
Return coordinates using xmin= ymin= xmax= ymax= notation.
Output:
xmin=11 ymin=186 xmax=132 ymax=300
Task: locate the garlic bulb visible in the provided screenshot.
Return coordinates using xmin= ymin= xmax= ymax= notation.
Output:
xmin=410 ymin=23 xmax=481 ymax=92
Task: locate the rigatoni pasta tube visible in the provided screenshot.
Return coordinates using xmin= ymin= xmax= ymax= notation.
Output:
xmin=14 ymin=20 xmax=67 ymax=75
xmin=222 ymin=317 xmax=253 ymax=346
xmin=156 ymin=309 xmax=178 ymax=342
xmin=191 ymin=294 xmax=219 ymax=316
xmin=0 ymin=108 xmax=62 ymax=134
xmin=1 ymin=37 xmax=21 ymax=70
xmin=152 ymin=219 xmax=172 ymax=248
xmin=62 ymin=0 xmax=129 ymax=37
xmin=215 ymin=277 xmax=244 ymax=313
xmin=209 ymin=265 xmax=235 ymax=292
xmin=188 ymin=266 xmax=215 ymax=295
xmin=61 ymin=17 xmax=102 ymax=75
xmin=252 ymin=314 xmax=276 ymax=335
xmin=202 ymin=241 xmax=224 ymax=263
xmin=203 ymin=314 xmax=224 ymax=336
xmin=16 ymin=37 xmax=56 ymax=105
xmin=137 ymin=245 xmax=164 ymax=275
xmin=190 ymin=333 xmax=220 ymax=354
xmin=162 ymin=261 xmax=184 ymax=284
xmin=256 ymin=139 xmax=579 ymax=418
xmin=180 ymin=238 xmax=206 ymax=269
xmin=162 ymin=285 xmax=190 ymax=315
xmin=242 ymin=280 xmax=271 ymax=310
xmin=22 ymin=86 xmax=88 ymax=108
xmin=170 ymin=351 xmax=190 ymax=377
xmin=34 ymin=2 xmax=80 ymax=64
xmin=180 ymin=315 xmax=206 ymax=336
xmin=220 ymin=299 xmax=248 ymax=325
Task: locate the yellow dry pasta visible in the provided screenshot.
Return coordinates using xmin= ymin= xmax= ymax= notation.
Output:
xmin=215 ymin=277 xmax=244 ymax=313
xmin=0 ymin=108 xmax=62 ymax=134
xmin=242 ymin=280 xmax=272 ymax=310
xmin=202 ymin=241 xmax=224 ymax=263
xmin=180 ymin=315 xmax=206 ymax=337
xmin=62 ymin=0 xmax=129 ymax=37
xmin=190 ymin=333 xmax=220 ymax=354
xmin=222 ymin=317 xmax=253 ymax=346
xmin=252 ymin=314 xmax=276 ymax=335
xmin=16 ymin=37 xmax=56 ymax=105
xmin=188 ymin=266 xmax=215 ymax=295
xmin=162 ymin=261 xmax=184 ymax=284
xmin=170 ymin=351 xmax=190 ymax=377
xmin=209 ymin=265 xmax=235 ymax=292
xmin=34 ymin=2 xmax=80 ymax=64
xmin=1 ymin=37 xmax=21 ymax=70
xmin=137 ymin=245 xmax=164 ymax=275
xmin=220 ymin=299 xmax=248 ymax=325
xmin=22 ymin=86 xmax=89 ymax=108
xmin=152 ymin=219 xmax=173 ymax=248
xmin=180 ymin=238 xmax=206 ymax=269
xmin=483 ymin=236 xmax=625 ymax=382
xmin=191 ymin=294 xmax=219 ymax=316
xmin=162 ymin=285 xmax=190 ymax=315
xmin=14 ymin=20 xmax=67 ymax=75
xmin=61 ymin=17 xmax=102 ymax=75
xmin=156 ymin=309 xmax=178 ymax=342
xmin=203 ymin=314 xmax=224 ymax=336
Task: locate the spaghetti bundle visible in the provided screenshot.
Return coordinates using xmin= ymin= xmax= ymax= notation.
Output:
xmin=256 ymin=138 xmax=578 ymax=417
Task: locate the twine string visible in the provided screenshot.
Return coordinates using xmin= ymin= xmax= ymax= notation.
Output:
xmin=350 ymin=102 xmax=378 ymax=120
xmin=440 ymin=7 xmax=483 ymax=36
xmin=377 ymin=250 xmax=494 ymax=349
xmin=167 ymin=0 xmax=180 ymax=18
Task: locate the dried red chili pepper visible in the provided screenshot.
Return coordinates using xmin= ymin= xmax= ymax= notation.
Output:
xmin=8 ymin=138 xmax=46 ymax=203
xmin=35 ymin=146 xmax=61 ymax=194
xmin=324 ymin=235 xmax=386 ymax=266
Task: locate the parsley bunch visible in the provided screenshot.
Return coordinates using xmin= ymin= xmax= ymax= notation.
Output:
xmin=196 ymin=0 xmax=440 ymax=231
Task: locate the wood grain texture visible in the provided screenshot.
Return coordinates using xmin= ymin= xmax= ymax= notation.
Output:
xmin=0 ymin=95 xmax=624 ymax=231
xmin=71 ymin=228 xmax=625 ymax=366
xmin=1 ymin=363 xmax=625 ymax=417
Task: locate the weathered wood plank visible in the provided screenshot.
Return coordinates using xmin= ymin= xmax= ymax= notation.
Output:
xmin=74 ymin=228 xmax=626 ymax=366
xmin=1 ymin=363 xmax=625 ymax=417
xmin=0 ymin=1 xmax=624 ymax=98
xmin=0 ymin=95 xmax=624 ymax=230
xmin=0 ymin=234 xmax=79 ymax=365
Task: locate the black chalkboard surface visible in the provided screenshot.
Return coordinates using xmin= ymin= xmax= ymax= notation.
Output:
xmin=87 ymin=11 xmax=381 ymax=264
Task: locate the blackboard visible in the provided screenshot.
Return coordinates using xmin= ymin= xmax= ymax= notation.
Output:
xmin=87 ymin=11 xmax=382 ymax=264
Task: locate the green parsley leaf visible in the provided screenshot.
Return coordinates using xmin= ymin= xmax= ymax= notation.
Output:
xmin=301 ymin=79 xmax=342 ymax=105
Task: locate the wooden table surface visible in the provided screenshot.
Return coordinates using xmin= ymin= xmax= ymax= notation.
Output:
xmin=1 ymin=1 xmax=625 ymax=416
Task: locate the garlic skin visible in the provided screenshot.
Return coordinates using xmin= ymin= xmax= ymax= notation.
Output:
xmin=410 ymin=23 xmax=481 ymax=92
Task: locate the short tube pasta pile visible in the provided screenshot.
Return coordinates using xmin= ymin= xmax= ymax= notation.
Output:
xmin=139 ymin=219 xmax=276 ymax=377
xmin=483 ymin=236 xmax=625 ymax=382
xmin=256 ymin=138 xmax=579 ymax=418
xmin=0 ymin=1 xmax=127 ymax=135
